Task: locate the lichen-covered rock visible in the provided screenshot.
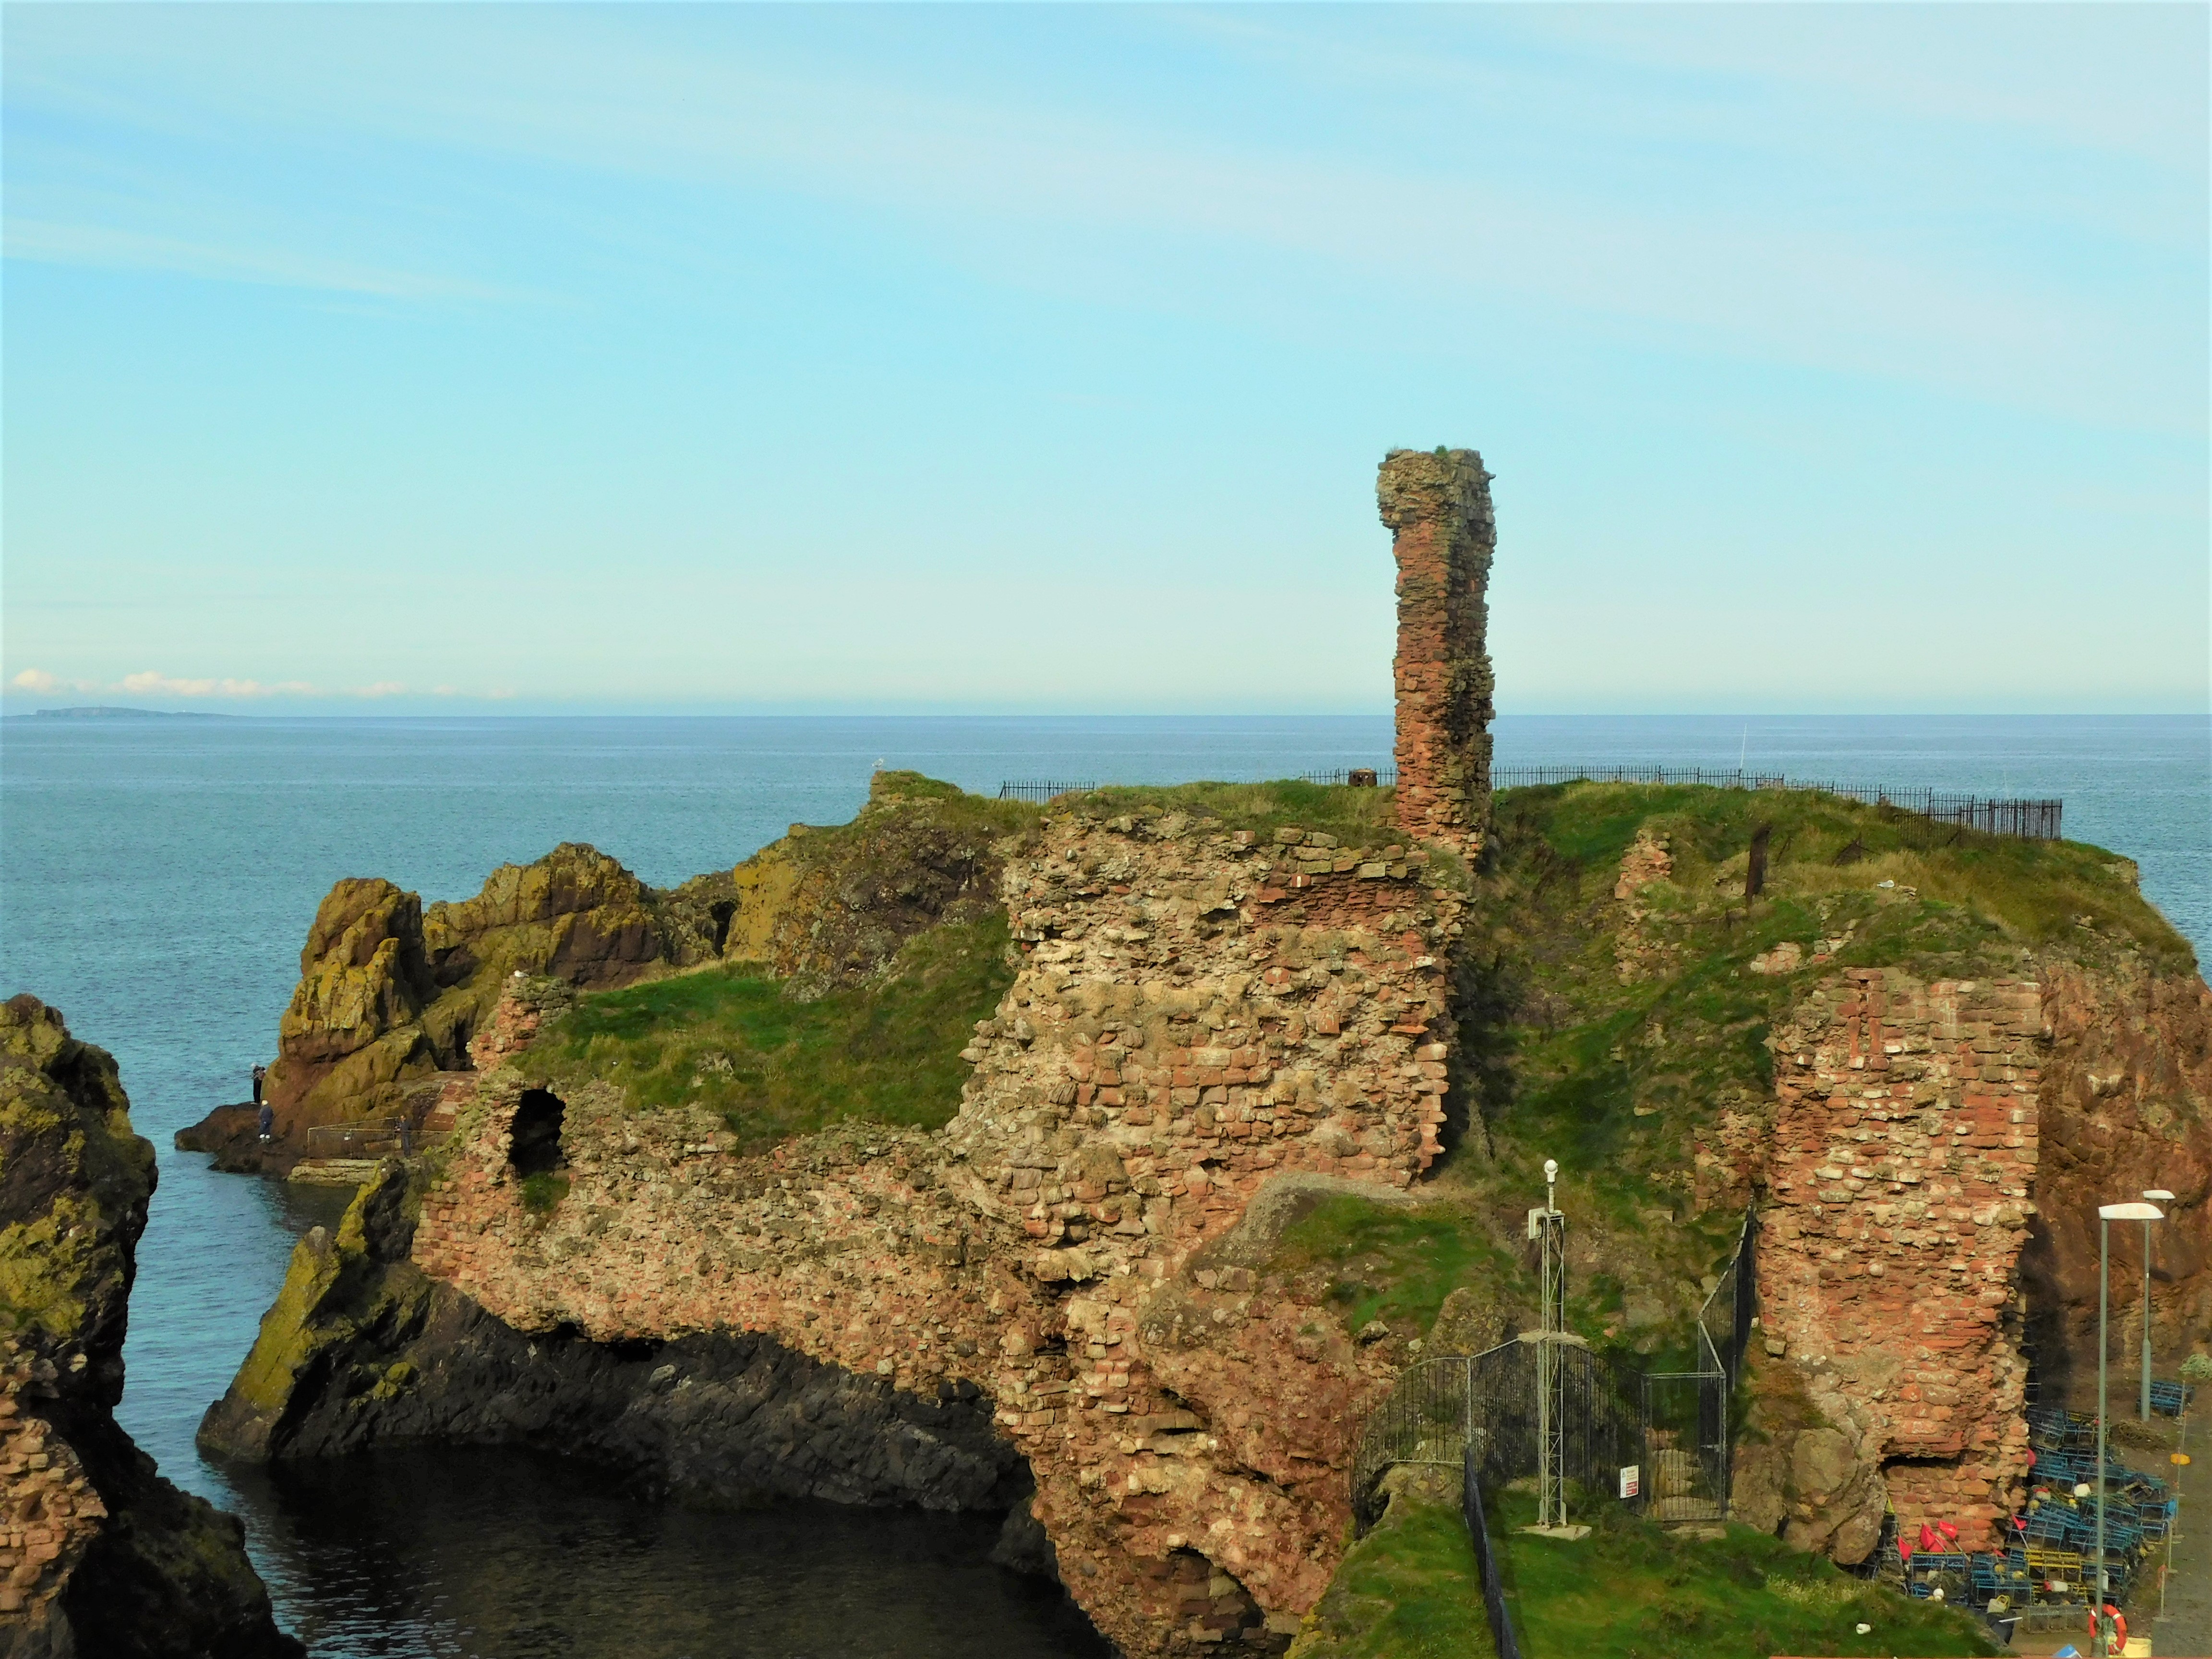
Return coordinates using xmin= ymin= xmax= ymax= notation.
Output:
xmin=250 ymin=846 xmax=680 ymax=1149
xmin=717 ymin=772 xmax=1032 ymax=990
xmin=0 ymin=995 xmax=299 ymax=1659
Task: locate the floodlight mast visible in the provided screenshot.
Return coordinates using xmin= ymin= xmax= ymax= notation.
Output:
xmin=2094 ymin=1201 xmax=2165 ymax=1656
xmin=1535 ymin=1158 xmax=1568 ymax=1529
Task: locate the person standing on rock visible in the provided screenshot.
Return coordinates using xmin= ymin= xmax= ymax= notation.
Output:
xmin=257 ymin=1101 xmax=274 ymax=1146
xmin=251 ymin=1062 xmax=267 ymax=1105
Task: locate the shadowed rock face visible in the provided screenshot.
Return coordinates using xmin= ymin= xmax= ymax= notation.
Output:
xmin=198 ymin=1176 xmax=1028 ymax=1515
xmin=2022 ymin=958 xmax=2212 ymax=1401
xmin=0 ymin=995 xmax=300 ymax=1659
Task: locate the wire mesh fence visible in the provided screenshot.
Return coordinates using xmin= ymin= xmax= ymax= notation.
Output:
xmin=1349 ymin=1338 xmax=1638 ymax=1529
xmin=1350 ymin=1210 xmax=1759 ymax=1533
xmin=1489 ymin=768 xmax=2062 ymax=841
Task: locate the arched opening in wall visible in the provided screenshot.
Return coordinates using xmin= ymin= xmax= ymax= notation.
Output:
xmin=509 ymin=1089 xmax=567 ymax=1178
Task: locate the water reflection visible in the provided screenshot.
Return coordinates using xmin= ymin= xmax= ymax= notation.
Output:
xmin=223 ymin=1446 xmax=1112 ymax=1659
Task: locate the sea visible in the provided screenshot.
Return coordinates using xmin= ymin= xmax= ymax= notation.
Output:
xmin=0 ymin=713 xmax=2204 ymax=1657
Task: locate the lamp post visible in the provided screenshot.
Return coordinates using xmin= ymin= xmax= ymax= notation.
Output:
xmin=2142 ymin=1189 xmax=2176 ymax=1420
xmin=2097 ymin=1201 xmax=2165 ymax=1656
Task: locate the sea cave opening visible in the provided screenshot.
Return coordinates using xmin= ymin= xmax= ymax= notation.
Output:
xmin=509 ymin=1088 xmax=567 ymax=1177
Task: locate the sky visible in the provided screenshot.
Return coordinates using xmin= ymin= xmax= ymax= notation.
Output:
xmin=2 ymin=3 xmax=2206 ymax=716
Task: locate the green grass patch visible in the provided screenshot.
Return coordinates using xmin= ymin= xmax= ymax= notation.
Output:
xmin=1295 ymin=1485 xmax=1498 ymax=1659
xmin=1491 ymin=1489 xmax=2003 ymax=1658
xmin=530 ymin=912 xmax=1016 ymax=1149
xmin=1302 ymin=1485 xmax=2000 ymax=1659
xmin=518 ymin=1172 xmax=569 ymax=1214
xmin=1270 ymin=1195 xmax=1513 ymax=1336
xmin=1498 ymin=781 xmax=2189 ymax=970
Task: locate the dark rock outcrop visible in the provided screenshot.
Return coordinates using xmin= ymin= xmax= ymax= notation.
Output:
xmin=0 ymin=995 xmax=299 ymax=1659
xmin=199 ymin=1166 xmax=1029 ymax=1517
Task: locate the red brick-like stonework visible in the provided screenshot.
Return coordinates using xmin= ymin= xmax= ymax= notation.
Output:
xmin=406 ymin=808 xmax=1463 ymax=1654
xmin=1760 ymin=968 xmax=2043 ymax=1553
xmin=1379 ymin=448 xmax=1495 ymax=850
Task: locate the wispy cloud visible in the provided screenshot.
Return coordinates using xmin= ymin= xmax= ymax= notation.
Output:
xmin=1 ymin=669 xmax=517 ymax=702
xmin=116 ymin=670 xmax=318 ymax=698
xmin=3 ymin=217 xmax=517 ymax=301
xmin=5 ymin=6 xmax=2200 ymax=425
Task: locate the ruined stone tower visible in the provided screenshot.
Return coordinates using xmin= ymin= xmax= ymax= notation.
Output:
xmin=1379 ymin=447 xmax=1495 ymax=847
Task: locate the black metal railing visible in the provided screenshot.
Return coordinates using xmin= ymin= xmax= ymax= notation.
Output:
xmin=1490 ymin=767 xmax=2062 ymax=841
xmin=997 ymin=781 xmax=1098 ymax=801
xmin=1298 ymin=768 xmax=1398 ymax=788
xmin=1463 ymin=1450 xmax=1522 ymax=1659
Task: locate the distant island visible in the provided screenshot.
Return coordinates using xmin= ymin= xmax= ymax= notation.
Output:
xmin=23 ymin=706 xmax=230 ymax=720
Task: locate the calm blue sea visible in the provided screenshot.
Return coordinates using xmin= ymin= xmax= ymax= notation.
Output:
xmin=0 ymin=713 xmax=2204 ymax=1656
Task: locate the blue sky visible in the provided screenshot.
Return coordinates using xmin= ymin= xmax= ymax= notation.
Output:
xmin=3 ymin=3 xmax=2205 ymax=714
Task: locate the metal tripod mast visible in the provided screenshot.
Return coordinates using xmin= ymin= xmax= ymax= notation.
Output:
xmin=1533 ymin=1158 xmax=1569 ymax=1529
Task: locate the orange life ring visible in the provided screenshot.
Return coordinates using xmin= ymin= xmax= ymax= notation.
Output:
xmin=2088 ymin=1603 xmax=2126 ymax=1646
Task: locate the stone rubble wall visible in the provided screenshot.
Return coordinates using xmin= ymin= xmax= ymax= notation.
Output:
xmin=406 ymin=807 xmax=1465 ymax=1655
xmin=1378 ymin=448 xmax=1495 ymax=850
xmin=0 ymin=1355 xmax=104 ymax=1625
xmin=1759 ymin=967 xmax=2043 ymax=1551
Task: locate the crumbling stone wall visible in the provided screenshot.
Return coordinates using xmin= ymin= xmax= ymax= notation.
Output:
xmin=1758 ymin=968 xmax=2042 ymax=1553
xmin=1378 ymin=448 xmax=1495 ymax=849
xmin=391 ymin=807 xmax=1463 ymax=1655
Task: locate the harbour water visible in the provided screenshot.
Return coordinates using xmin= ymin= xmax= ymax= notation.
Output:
xmin=0 ymin=712 xmax=2203 ymax=1655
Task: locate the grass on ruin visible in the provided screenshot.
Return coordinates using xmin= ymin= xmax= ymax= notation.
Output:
xmin=1294 ymin=1491 xmax=1499 ymax=1658
xmin=1303 ymin=1486 xmax=2000 ymax=1659
xmin=1405 ymin=777 xmax=2191 ymax=1347
xmin=530 ymin=912 xmax=1016 ymax=1150
xmin=1067 ymin=781 xmax=1411 ymax=853
xmin=1270 ymin=1193 xmax=1517 ymax=1339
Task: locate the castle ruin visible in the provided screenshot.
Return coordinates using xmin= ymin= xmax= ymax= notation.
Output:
xmin=1378 ymin=448 xmax=1496 ymax=849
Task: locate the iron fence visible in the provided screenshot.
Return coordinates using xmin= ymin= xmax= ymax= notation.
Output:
xmin=1350 ymin=1337 xmax=1636 ymax=1529
xmin=996 ymin=781 xmax=1099 ymax=801
xmin=1352 ymin=1209 xmax=1757 ymax=1533
xmin=1490 ymin=767 xmax=2062 ymax=842
xmin=1297 ymin=768 xmax=1398 ymax=788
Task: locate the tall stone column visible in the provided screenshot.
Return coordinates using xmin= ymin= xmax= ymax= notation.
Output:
xmin=1379 ymin=447 xmax=1495 ymax=847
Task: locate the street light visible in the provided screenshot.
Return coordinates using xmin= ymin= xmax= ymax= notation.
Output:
xmin=2142 ymin=1190 xmax=2175 ymax=1420
xmin=2096 ymin=1201 xmax=2165 ymax=1656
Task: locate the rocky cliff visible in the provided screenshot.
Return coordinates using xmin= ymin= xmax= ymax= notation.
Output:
xmin=194 ymin=773 xmax=1031 ymax=1169
xmin=198 ymin=772 xmax=2212 ymax=1650
xmin=0 ymin=996 xmax=299 ymax=1659
xmin=203 ymin=778 xmax=1456 ymax=1653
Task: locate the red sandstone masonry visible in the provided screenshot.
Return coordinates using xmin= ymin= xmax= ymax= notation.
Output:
xmin=1759 ymin=968 xmax=2043 ymax=1551
xmin=1378 ymin=448 xmax=1495 ymax=851
xmin=406 ymin=811 xmax=1462 ymax=1655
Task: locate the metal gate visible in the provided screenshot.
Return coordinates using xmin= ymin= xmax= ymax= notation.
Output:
xmin=1639 ymin=1370 xmax=1728 ymax=1522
